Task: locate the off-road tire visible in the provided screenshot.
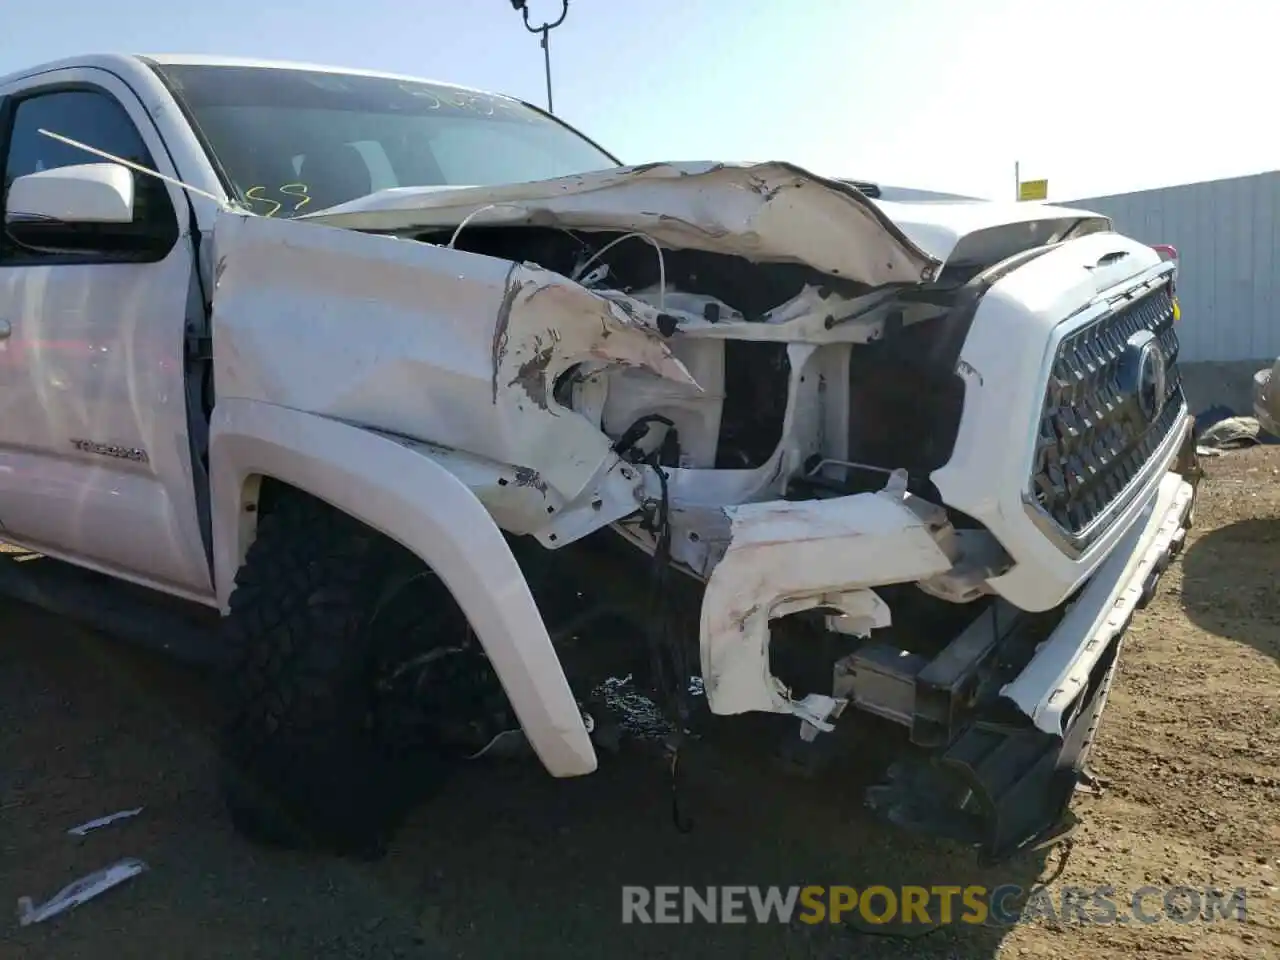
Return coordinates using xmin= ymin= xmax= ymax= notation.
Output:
xmin=217 ymin=491 xmax=453 ymax=858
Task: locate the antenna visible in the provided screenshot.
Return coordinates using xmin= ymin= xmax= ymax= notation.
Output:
xmin=37 ymin=128 xmax=228 ymax=206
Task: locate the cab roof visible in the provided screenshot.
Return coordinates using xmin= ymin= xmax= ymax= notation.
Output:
xmin=0 ymin=53 xmax=498 ymax=100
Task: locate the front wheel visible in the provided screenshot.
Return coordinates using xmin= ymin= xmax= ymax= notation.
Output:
xmin=217 ymin=490 xmax=503 ymax=857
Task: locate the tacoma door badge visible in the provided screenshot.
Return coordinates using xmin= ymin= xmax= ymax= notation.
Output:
xmin=70 ymin=439 xmax=150 ymax=464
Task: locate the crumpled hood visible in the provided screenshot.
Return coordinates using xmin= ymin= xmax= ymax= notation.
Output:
xmin=304 ymin=161 xmax=1113 ymax=288
xmin=304 ymin=161 xmax=940 ymax=288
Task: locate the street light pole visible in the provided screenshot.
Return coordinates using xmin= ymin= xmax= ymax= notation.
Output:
xmin=509 ymin=0 xmax=570 ymax=114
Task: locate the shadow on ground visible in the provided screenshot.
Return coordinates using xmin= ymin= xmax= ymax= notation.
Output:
xmin=0 ymin=609 xmax=1059 ymax=960
xmin=1179 ymin=517 xmax=1280 ymax=663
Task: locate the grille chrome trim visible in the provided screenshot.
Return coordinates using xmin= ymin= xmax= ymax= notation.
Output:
xmin=1025 ymin=274 xmax=1185 ymax=556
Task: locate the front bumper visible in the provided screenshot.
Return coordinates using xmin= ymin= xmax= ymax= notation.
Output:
xmin=1253 ymin=361 xmax=1280 ymax=438
xmin=1000 ymin=463 xmax=1196 ymax=735
xmin=869 ymin=427 xmax=1199 ymax=862
xmin=695 ymin=411 xmax=1196 ymax=861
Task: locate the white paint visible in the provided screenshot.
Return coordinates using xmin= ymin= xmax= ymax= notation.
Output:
xmin=620 ymin=283 xmax=906 ymax=345
xmin=930 ymin=234 xmax=1186 ymax=612
xmin=0 ymin=52 xmax=1206 ymax=779
xmin=211 ymin=211 xmax=692 ymax=522
xmin=698 ymin=485 xmax=954 ymax=717
xmin=67 ymin=807 xmax=144 ymax=837
xmin=209 ymin=399 xmax=597 ymax=777
xmin=307 ymin=161 xmax=940 ymax=288
xmin=870 ymin=197 xmax=1111 ymax=264
xmin=1001 ymin=472 xmax=1195 ymax=734
xmin=0 ymin=63 xmax=214 ymax=599
xmin=17 ymin=859 xmax=148 ymax=927
xmin=0 ymin=55 xmax=232 ymax=233
xmin=6 ymin=162 xmax=135 ymax=224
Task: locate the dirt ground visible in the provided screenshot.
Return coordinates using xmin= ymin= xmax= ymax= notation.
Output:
xmin=0 ymin=447 xmax=1277 ymax=959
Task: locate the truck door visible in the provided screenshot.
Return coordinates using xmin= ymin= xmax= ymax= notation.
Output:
xmin=0 ymin=68 xmax=213 ymax=599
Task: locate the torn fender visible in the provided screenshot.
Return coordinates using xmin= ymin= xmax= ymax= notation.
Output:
xmin=305 ymin=161 xmax=940 ymax=288
xmin=209 ymin=397 xmax=597 ymax=778
xmin=211 ymin=210 xmax=692 ymax=522
xmin=699 ymin=479 xmax=956 ymax=717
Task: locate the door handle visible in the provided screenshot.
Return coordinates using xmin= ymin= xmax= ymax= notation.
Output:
xmin=0 ymin=319 xmax=10 ymax=340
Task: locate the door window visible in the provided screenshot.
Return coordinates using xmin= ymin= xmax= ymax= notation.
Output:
xmin=1 ymin=88 xmax=178 ymax=260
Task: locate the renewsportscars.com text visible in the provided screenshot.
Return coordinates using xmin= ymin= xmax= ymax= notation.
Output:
xmin=621 ymin=885 xmax=1248 ymax=927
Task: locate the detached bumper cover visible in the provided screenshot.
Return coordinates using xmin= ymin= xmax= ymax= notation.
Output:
xmin=698 ymin=479 xmax=957 ymax=722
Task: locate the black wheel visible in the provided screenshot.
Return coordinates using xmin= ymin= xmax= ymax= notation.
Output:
xmin=217 ymin=490 xmax=503 ymax=857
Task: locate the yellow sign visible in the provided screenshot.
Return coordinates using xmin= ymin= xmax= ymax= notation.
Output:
xmin=1018 ymin=179 xmax=1048 ymax=201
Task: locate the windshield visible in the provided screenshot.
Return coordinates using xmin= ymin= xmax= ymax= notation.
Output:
xmin=150 ymin=63 xmax=620 ymax=218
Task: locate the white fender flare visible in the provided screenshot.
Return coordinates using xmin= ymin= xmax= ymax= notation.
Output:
xmin=209 ymin=397 xmax=596 ymax=778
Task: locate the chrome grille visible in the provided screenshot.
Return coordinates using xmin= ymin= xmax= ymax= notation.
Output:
xmin=1031 ymin=282 xmax=1183 ymax=544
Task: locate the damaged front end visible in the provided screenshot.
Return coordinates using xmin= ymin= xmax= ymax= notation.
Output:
xmin=219 ymin=161 xmax=1198 ymax=863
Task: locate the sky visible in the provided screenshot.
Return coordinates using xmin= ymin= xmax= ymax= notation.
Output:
xmin=3 ymin=0 xmax=1274 ymax=201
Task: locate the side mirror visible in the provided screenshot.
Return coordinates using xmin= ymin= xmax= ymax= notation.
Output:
xmin=3 ymin=162 xmax=154 ymax=254
xmin=7 ymin=162 xmax=136 ymax=224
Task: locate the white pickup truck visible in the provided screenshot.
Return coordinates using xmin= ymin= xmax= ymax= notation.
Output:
xmin=0 ymin=54 xmax=1200 ymax=862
